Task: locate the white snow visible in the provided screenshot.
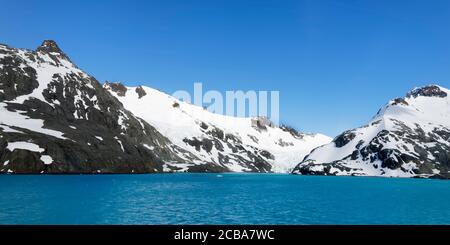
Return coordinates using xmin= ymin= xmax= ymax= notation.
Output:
xmin=115 ymin=136 xmax=125 ymax=152
xmin=40 ymin=155 xmax=53 ymax=165
xmin=7 ymin=141 xmax=44 ymax=153
xmin=0 ymin=124 xmax=23 ymax=133
xmin=143 ymin=144 xmax=154 ymax=151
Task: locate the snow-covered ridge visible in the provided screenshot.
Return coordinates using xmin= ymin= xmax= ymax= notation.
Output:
xmin=376 ymin=85 xmax=450 ymax=129
xmin=105 ymin=82 xmax=331 ymax=173
xmin=293 ymin=85 xmax=450 ymax=179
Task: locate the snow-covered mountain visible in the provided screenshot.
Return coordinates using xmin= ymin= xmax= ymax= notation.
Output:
xmin=293 ymin=85 xmax=450 ymax=179
xmin=0 ymin=40 xmax=330 ymax=173
xmin=0 ymin=40 xmax=191 ymax=173
xmin=105 ymin=83 xmax=331 ymax=173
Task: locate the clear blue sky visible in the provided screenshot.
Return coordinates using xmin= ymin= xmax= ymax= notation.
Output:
xmin=1 ymin=0 xmax=450 ymax=136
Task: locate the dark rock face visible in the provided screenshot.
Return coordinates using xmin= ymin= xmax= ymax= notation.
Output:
xmin=0 ymin=47 xmax=39 ymax=101
xmin=406 ymin=85 xmax=447 ymax=98
xmin=0 ymin=41 xmax=193 ymax=174
xmin=180 ymin=123 xmax=273 ymax=172
xmin=334 ymin=131 xmax=356 ymax=148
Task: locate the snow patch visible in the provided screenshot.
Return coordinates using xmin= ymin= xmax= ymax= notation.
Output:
xmin=40 ymin=155 xmax=53 ymax=165
xmin=115 ymin=136 xmax=125 ymax=152
xmin=143 ymin=144 xmax=154 ymax=151
xmin=7 ymin=142 xmax=44 ymax=153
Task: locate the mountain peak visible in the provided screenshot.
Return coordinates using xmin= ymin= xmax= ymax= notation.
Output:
xmin=406 ymin=84 xmax=447 ymax=99
xmin=294 ymin=84 xmax=450 ymax=179
xmin=36 ymin=40 xmax=71 ymax=61
xmin=37 ymin=40 xmax=62 ymax=53
xmin=375 ymin=84 xmax=449 ymax=118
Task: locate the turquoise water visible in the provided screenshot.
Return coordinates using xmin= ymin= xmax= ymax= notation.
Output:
xmin=0 ymin=173 xmax=449 ymax=224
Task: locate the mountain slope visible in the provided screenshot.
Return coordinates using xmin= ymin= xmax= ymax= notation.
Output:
xmin=293 ymin=85 xmax=450 ymax=179
xmin=0 ymin=40 xmax=188 ymax=174
xmin=105 ymin=83 xmax=331 ymax=172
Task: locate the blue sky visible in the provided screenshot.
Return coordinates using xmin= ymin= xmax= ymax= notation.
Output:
xmin=1 ymin=0 xmax=450 ymax=136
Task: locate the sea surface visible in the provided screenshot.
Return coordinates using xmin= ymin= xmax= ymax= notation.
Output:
xmin=0 ymin=173 xmax=449 ymax=224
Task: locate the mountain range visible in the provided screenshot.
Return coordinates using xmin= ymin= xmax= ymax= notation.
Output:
xmin=0 ymin=40 xmax=330 ymax=174
xmin=1 ymin=40 xmax=449 ymax=179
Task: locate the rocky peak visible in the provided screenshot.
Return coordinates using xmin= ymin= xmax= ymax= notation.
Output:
xmin=406 ymin=85 xmax=447 ymax=99
xmin=104 ymin=81 xmax=128 ymax=97
xmin=37 ymin=40 xmax=62 ymax=53
xmin=36 ymin=40 xmax=71 ymax=61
